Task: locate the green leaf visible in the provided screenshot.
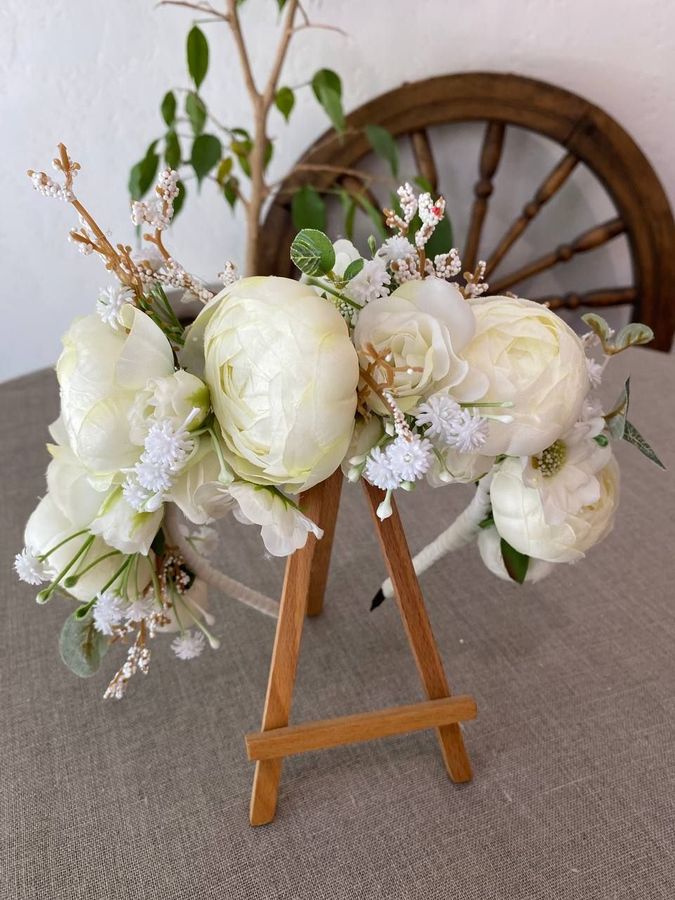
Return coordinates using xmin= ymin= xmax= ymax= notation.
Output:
xmin=165 ymin=130 xmax=181 ymax=170
xmin=222 ymin=176 xmax=238 ymax=209
xmin=424 ymin=215 xmax=454 ymax=258
xmin=605 ymin=378 xmax=630 ymax=440
xmin=161 ymin=90 xmax=177 ymax=127
xmin=128 ymin=141 xmax=159 ymax=200
xmin=291 ymin=185 xmax=326 ymax=231
xmin=581 ymin=312 xmax=613 ymax=343
xmin=173 ymin=180 xmax=186 ymax=217
xmin=290 ymin=228 xmax=335 ymax=277
xmin=500 ymin=539 xmax=530 ymax=585
xmin=365 ymin=124 xmax=399 ymax=177
xmin=185 ymin=91 xmax=207 ymax=135
xmin=594 ymin=434 xmax=609 ymax=447
xmin=353 ymin=192 xmax=386 ymax=237
xmin=343 ymin=258 xmax=365 ymax=281
xmin=275 ymin=86 xmax=295 ymax=122
xmin=414 ymin=175 xmax=434 ymax=194
xmin=623 ymin=420 xmax=666 ymax=469
xmin=312 ymin=69 xmax=344 ymax=133
xmin=59 ymin=610 xmax=109 ymax=678
xmin=614 ymin=322 xmax=654 ymax=351
xmin=216 ymin=157 xmax=233 ymax=185
xmin=191 ymin=133 xmax=222 ymax=184
xmin=187 ymin=25 xmax=209 ymax=89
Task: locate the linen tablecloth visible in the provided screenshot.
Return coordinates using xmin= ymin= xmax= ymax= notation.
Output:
xmin=2 ymin=349 xmax=674 ymax=900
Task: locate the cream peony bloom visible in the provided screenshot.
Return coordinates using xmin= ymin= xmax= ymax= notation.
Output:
xmin=352 ymin=278 xmax=488 ymax=414
xmin=57 ymin=306 xmax=174 ymax=484
xmin=228 ymin=482 xmax=323 ymax=557
xmin=477 ymin=527 xmax=555 ymax=583
xmin=490 ymin=454 xmax=620 ymax=564
xmin=462 ymin=296 xmax=589 ymax=457
xmin=183 ymin=277 xmax=359 ymax=493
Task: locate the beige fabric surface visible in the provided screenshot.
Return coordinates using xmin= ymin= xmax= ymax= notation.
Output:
xmin=2 ymin=349 xmax=674 ymax=900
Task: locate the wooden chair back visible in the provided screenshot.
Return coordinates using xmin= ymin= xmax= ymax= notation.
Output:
xmin=260 ymin=73 xmax=675 ymax=350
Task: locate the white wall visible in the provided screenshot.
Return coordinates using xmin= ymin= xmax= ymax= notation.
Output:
xmin=2 ymin=0 xmax=675 ymax=381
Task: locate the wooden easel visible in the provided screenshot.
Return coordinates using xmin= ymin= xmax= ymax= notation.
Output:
xmin=245 ymin=469 xmax=477 ymax=825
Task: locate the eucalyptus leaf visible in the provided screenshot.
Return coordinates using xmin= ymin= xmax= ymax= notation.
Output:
xmin=500 ymin=539 xmax=530 ymax=585
xmin=187 ymin=25 xmax=209 ymax=88
xmin=614 ymin=322 xmax=654 ymax=351
xmin=161 ymin=90 xmax=177 ymax=127
xmin=275 ymin=86 xmax=295 ymax=122
xmin=191 ymin=134 xmax=222 ymax=184
xmin=185 ymin=92 xmax=207 ymax=135
xmin=343 ymin=258 xmax=365 ymax=281
xmin=581 ymin=312 xmax=613 ymax=342
xmin=290 ymin=228 xmax=335 ymax=276
xmin=365 ymin=124 xmax=399 ymax=176
xmin=128 ymin=141 xmax=159 ymax=200
xmin=165 ymin=130 xmax=181 ymax=170
xmin=59 ymin=610 xmax=109 ymax=678
xmin=291 ymin=185 xmax=326 ymax=231
xmin=623 ymin=420 xmax=666 ymax=469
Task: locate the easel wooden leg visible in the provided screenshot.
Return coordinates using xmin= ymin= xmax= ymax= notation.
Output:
xmin=306 ymin=469 xmax=342 ymax=617
xmin=362 ymin=482 xmax=473 ymax=783
xmin=249 ymin=483 xmax=327 ymax=826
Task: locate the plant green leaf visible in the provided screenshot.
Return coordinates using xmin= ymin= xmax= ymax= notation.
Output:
xmin=165 ymin=130 xmax=181 ymax=170
xmin=500 ymin=539 xmax=530 ymax=584
xmin=173 ymin=180 xmax=186 ymax=217
xmin=605 ymin=378 xmax=630 ymax=440
xmin=222 ymin=176 xmax=238 ymax=209
xmin=353 ymin=191 xmax=386 ymax=237
xmin=187 ymin=25 xmax=209 ymax=88
xmin=343 ymin=258 xmax=365 ymax=281
xmin=365 ymin=124 xmax=399 ymax=177
xmin=424 ymin=215 xmax=454 ymax=258
xmin=216 ymin=157 xmax=233 ymax=185
xmin=59 ymin=610 xmax=109 ymax=678
xmin=623 ymin=420 xmax=666 ymax=469
xmin=275 ymin=86 xmax=295 ymax=122
xmin=128 ymin=141 xmax=159 ymax=200
xmin=185 ymin=91 xmax=207 ymax=135
xmin=291 ymin=185 xmax=326 ymax=231
xmin=312 ymin=69 xmax=344 ymax=132
xmin=581 ymin=312 xmax=613 ymax=342
xmin=191 ymin=133 xmax=222 ymax=184
xmin=290 ymin=228 xmax=335 ymax=276
xmin=614 ymin=322 xmax=654 ymax=351
xmin=161 ymin=90 xmax=177 ymax=127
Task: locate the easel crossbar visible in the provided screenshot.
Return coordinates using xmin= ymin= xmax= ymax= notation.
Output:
xmin=246 ymin=696 xmax=477 ymax=761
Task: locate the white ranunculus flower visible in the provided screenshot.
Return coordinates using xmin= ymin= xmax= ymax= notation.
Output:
xmin=128 ymin=370 xmax=210 ymax=446
xmin=462 ymin=296 xmax=589 ymax=457
xmin=353 ymin=277 xmax=488 ymax=414
xmin=228 ymin=482 xmax=323 ymax=557
xmin=183 ymin=277 xmax=359 ymax=493
xmin=57 ymin=305 xmax=174 ymax=484
xmin=477 ymin=526 xmax=555 ymax=583
xmin=490 ymin=454 xmax=620 ymax=564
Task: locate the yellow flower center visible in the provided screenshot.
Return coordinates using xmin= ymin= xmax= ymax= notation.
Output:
xmin=533 ymin=440 xmax=567 ymax=478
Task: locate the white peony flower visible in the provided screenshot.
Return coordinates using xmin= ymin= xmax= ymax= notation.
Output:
xmin=490 ymin=454 xmax=620 ymax=564
xmin=57 ymin=306 xmax=174 ymax=484
xmin=477 ymin=527 xmax=555 ymax=583
xmin=227 ymin=481 xmax=323 ymax=557
xmin=353 ymin=277 xmax=488 ymax=414
xmin=128 ymin=370 xmax=210 ymax=446
xmin=182 ymin=276 xmax=359 ymax=493
xmin=462 ymin=296 xmax=589 ymax=457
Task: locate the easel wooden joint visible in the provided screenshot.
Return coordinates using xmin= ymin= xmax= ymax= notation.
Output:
xmin=247 ymin=469 xmax=476 ymax=826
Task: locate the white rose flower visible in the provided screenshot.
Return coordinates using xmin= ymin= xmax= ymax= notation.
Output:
xmin=353 ymin=277 xmax=488 ymax=414
xmin=462 ymin=296 xmax=589 ymax=456
xmin=490 ymin=454 xmax=620 ymax=564
xmin=57 ymin=305 xmax=174 ymax=484
xmin=183 ymin=277 xmax=359 ymax=493
xmin=228 ymin=482 xmax=323 ymax=557
xmin=128 ymin=370 xmax=210 ymax=446
xmin=477 ymin=527 xmax=555 ymax=583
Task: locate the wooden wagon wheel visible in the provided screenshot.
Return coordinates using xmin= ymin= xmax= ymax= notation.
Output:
xmin=260 ymin=72 xmax=675 ymax=351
